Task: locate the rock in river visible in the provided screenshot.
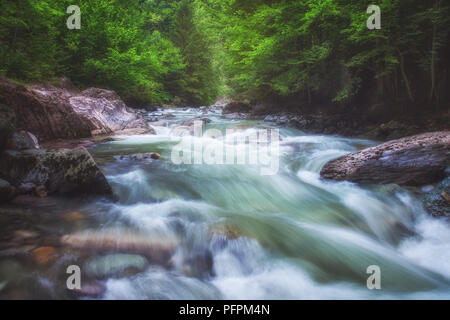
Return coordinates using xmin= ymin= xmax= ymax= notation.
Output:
xmin=0 ymin=147 xmax=112 ymax=196
xmin=60 ymin=228 xmax=176 ymax=265
xmin=320 ymin=132 xmax=449 ymax=186
xmin=85 ymin=254 xmax=149 ymax=279
xmin=421 ymin=177 xmax=450 ymax=217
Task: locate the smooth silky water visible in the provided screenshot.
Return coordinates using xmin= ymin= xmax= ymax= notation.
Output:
xmin=0 ymin=108 xmax=449 ymax=299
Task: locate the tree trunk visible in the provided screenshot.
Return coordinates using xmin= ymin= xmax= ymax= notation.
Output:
xmin=397 ymin=48 xmax=415 ymax=103
xmin=429 ymin=0 xmax=442 ymax=102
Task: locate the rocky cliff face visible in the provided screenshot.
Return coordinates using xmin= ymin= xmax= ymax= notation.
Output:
xmin=320 ymin=132 xmax=450 ymax=186
xmin=0 ymin=77 xmax=153 ymax=142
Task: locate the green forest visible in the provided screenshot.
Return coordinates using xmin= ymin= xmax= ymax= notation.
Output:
xmin=0 ymin=0 xmax=449 ymax=111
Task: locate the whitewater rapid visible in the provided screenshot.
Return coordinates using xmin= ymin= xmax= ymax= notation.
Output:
xmin=85 ymin=107 xmax=450 ymax=300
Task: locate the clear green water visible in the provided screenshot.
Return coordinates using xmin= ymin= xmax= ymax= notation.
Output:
xmin=0 ymin=108 xmax=449 ymax=299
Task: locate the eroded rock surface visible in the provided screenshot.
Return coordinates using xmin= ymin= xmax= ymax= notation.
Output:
xmin=320 ymin=132 xmax=450 ymax=186
xmin=0 ymin=76 xmax=154 ymax=141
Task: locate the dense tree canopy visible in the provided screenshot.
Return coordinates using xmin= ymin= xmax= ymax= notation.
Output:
xmin=0 ymin=0 xmax=449 ymax=110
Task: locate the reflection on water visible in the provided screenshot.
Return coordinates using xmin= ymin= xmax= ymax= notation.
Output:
xmin=0 ymin=107 xmax=449 ymax=299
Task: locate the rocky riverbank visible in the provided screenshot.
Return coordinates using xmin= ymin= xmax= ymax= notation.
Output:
xmin=220 ymin=101 xmax=449 ymax=141
xmin=0 ymin=77 xmax=156 ymax=203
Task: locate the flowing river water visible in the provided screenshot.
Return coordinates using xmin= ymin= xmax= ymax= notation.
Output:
xmin=0 ymin=107 xmax=449 ymax=299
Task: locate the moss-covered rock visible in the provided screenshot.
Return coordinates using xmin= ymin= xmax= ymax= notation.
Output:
xmin=0 ymin=147 xmax=112 ymax=196
xmin=422 ymin=177 xmax=450 ymax=217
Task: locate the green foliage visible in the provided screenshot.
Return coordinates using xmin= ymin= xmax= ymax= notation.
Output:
xmin=1 ymin=0 xmax=449 ymax=108
xmin=0 ymin=0 xmax=220 ymax=105
xmin=210 ymin=0 xmax=450 ymax=107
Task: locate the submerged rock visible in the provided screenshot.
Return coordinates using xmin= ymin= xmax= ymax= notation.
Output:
xmin=0 ymin=147 xmax=112 ymax=196
xmin=17 ymin=182 xmax=36 ymax=195
xmin=32 ymin=246 xmax=56 ymax=266
xmin=60 ymin=229 xmax=176 ymax=264
xmin=320 ymin=132 xmax=450 ymax=186
xmin=85 ymin=254 xmax=148 ymax=279
xmin=35 ymin=185 xmax=48 ymax=198
xmin=150 ymin=153 xmax=161 ymax=160
xmin=421 ymin=177 xmax=450 ymax=217
xmin=71 ymin=280 xmax=106 ymax=298
xmin=63 ymin=211 xmax=85 ymax=222
xmin=118 ymin=152 xmax=160 ymax=162
xmin=179 ymin=117 xmax=212 ymax=127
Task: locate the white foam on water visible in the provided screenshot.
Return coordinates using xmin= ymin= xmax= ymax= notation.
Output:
xmin=399 ymin=216 xmax=450 ymax=279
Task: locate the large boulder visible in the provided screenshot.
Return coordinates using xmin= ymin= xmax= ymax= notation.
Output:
xmin=0 ymin=76 xmax=153 ymax=141
xmin=68 ymin=87 xmax=153 ymax=135
xmin=320 ymin=132 xmax=450 ymax=186
xmin=0 ymin=147 xmax=112 ymax=196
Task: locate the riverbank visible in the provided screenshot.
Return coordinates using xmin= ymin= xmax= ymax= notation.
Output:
xmin=220 ymin=101 xmax=450 ymax=142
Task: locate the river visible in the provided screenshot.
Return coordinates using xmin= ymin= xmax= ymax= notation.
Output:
xmin=0 ymin=107 xmax=449 ymax=299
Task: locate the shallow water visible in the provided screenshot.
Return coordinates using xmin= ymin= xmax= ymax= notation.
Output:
xmin=0 ymin=107 xmax=449 ymax=300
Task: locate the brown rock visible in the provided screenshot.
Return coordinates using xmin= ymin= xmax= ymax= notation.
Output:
xmin=35 ymin=185 xmax=48 ymax=198
xmin=150 ymin=153 xmax=161 ymax=160
xmin=64 ymin=211 xmax=85 ymax=222
xmin=210 ymin=224 xmax=245 ymax=240
xmin=60 ymin=229 xmax=176 ymax=264
xmin=0 ymin=76 xmax=154 ymax=142
xmin=442 ymin=191 xmax=450 ymax=203
xmin=32 ymin=246 xmax=56 ymax=266
xmin=320 ymin=132 xmax=450 ymax=186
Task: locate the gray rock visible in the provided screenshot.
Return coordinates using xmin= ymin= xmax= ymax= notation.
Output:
xmin=179 ymin=117 xmax=212 ymax=127
xmin=85 ymin=254 xmax=149 ymax=279
xmin=421 ymin=177 xmax=450 ymax=217
xmin=0 ymin=77 xmax=154 ymax=141
xmin=8 ymin=131 xmax=39 ymax=150
xmin=320 ymin=132 xmax=450 ymax=186
xmin=0 ymin=147 xmax=112 ymax=196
